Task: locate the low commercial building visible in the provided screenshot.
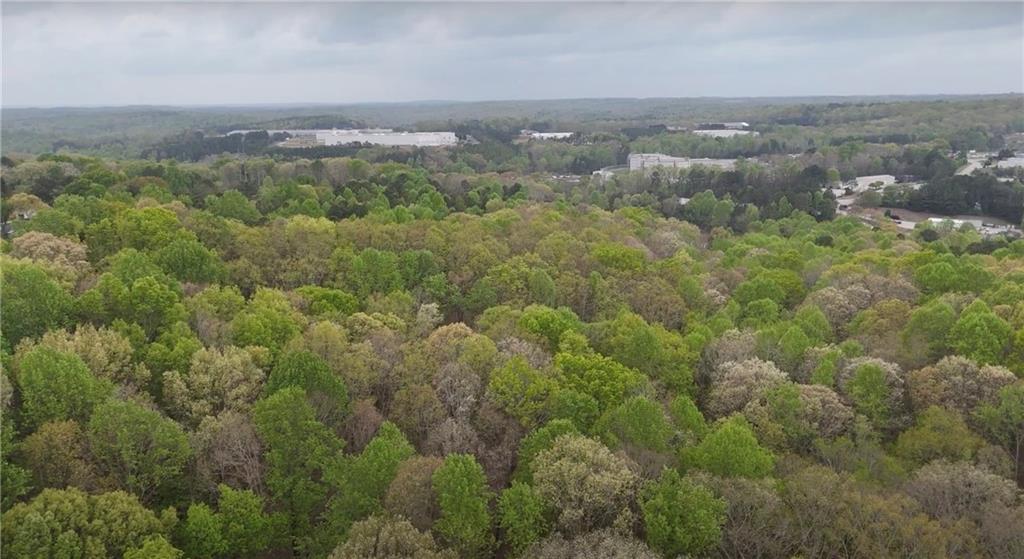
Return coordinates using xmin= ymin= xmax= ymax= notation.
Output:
xmin=316 ymin=129 xmax=458 ymax=147
xmin=927 ymin=217 xmax=984 ymax=229
xmin=996 ymin=156 xmax=1024 ymax=169
xmin=692 ymin=129 xmax=756 ymax=138
xmin=926 ymin=217 xmax=1021 ymax=237
xmin=521 ymin=130 xmax=574 ymax=140
xmin=697 ymin=122 xmax=750 ymax=130
xmin=229 ymin=128 xmax=458 ymax=147
xmin=627 ymin=153 xmax=736 ymax=172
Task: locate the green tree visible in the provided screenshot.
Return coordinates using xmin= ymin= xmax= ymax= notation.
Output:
xmin=253 ymin=387 xmax=343 ymax=554
xmin=893 ymin=406 xmax=983 ymax=465
xmin=231 ymin=289 xmax=302 ymax=357
xmin=0 ymin=413 xmax=31 ymax=511
xmin=683 ymin=415 xmax=774 ymax=478
xmin=125 ymin=536 xmax=184 ymax=559
xmin=640 ymin=469 xmax=726 ymax=558
xmin=205 ymin=190 xmax=262 ymax=224
xmin=597 ymin=396 xmax=672 ymax=453
xmin=124 ymin=276 xmax=188 ymax=338
xmin=216 ymin=485 xmax=278 ymax=557
xmin=683 ymin=190 xmax=718 ymax=228
xmin=87 ymin=399 xmax=192 ymax=506
xmin=914 ymin=261 xmax=960 ymax=295
xmin=153 ymin=237 xmax=222 ymax=284
xmin=518 ymin=305 xmax=582 ymax=350
xmin=1 ymin=262 xmax=73 ymax=349
xmin=901 ymin=298 xmax=956 ymax=366
xmin=323 ymin=422 xmax=414 ymax=546
xmin=432 ymin=454 xmax=494 ymax=557
xmin=486 ymin=356 xmax=558 ymax=427
xmin=554 ymin=351 xmax=645 ymax=413
xmin=976 ymin=382 xmax=1024 ymax=484
xmin=267 ymin=349 xmax=349 ymax=427
xmin=948 ymin=300 xmax=1012 ymax=365
xmin=513 ymin=419 xmax=580 ymax=483
xmin=589 ymin=312 xmax=695 ymax=395
xmin=527 ymin=269 xmax=558 ymax=307
xmin=349 ymin=248 xmax=404 ymax=297
xmin=1 ymin=488 xmax=175 ymax=559
xmin=669 ymin=395 xmax=707 ymax=440
xmin=777 ymin=324 xmax=812 ymax=372
xmin=15 ymin=346 xmax=112 ymax=430
xmin=845 ymin=362 xmax=893 ymax=430
xmin=734 ymin=276 xmax=787 ymax=307
xmin=498 ymin=482 xmax=550 ymax=557
xmin=179 ymin=503 xmax=227 ymax=559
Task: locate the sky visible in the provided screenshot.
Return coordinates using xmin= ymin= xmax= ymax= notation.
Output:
xmin=2 ymin=1 xmax=1023 ymax=107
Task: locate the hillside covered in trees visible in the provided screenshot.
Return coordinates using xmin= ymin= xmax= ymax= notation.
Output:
xmin=2 ymin=147 xmax=1024 ymax=559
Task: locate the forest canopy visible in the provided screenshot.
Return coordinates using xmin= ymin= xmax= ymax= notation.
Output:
xmin=2 ymin=97 xmax=1024 ymax=558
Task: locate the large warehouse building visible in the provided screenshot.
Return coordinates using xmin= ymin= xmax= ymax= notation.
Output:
xmin=627 ymin=153 xmax=736 ymax=172
xmin=316 ymin=129 xmax=458 ymax=147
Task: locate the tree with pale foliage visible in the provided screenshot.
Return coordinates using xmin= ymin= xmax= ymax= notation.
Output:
xmin=385 ymin=456 xmax=444 ymax=531
xmin=706 ymin=358 xmax=788 ymax=419
xmin=20 ymin=420 xmax=97 ymax=491
xmin=163 ymin=345 xmax=265 ymax=425
xmin=531 ymin=433 xmax=638 ymax=535
xmin=191 ymin=410 xmax=266 ymax=495
xmin=328 ymin=515 xmax=456 ymax=559
xmin=907 ymin=356 xmax=1016 ymax=417
xmin=21 ymin=324 xmax=149 ymax=390
xmin=526 ymin=529 xmax=659 ymax=559
xmin=1 ymin=488 xmax=177 ymax=559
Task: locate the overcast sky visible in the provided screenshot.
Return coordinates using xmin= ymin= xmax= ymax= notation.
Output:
xmin=2 ymin=1 xmax=1022 ymax=107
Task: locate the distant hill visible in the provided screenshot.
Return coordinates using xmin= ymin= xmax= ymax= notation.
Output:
xmin=2 ymin=94 xmax=1022 ymax=158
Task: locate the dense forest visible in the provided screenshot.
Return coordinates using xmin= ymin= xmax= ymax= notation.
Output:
xmin=1 ymin=142 xmax=1024 ymax=559
xmin=3 ymin=95 xmax=1022 ymax=161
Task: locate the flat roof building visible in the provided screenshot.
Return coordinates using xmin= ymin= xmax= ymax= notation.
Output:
xmin=521 ymin=130 xmax=574 ymax=140
xmin=627 ymin=153 xmax=736 ymax=172
xmin=697 ymin=122 xmax=750 ymax=130
xmin=229 ymin=128 xmax=458 ymax=147
xmin=316 ymin=129 xmax=458 ymax=147
xmin=692 ymin=129 xmax=756 ymax=138
xmin=996 ymin=157 xmax=1024 ymax=169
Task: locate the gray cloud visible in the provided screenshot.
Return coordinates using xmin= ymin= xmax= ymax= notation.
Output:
xmin=2 ymin=1 xmax=1021 ymax=106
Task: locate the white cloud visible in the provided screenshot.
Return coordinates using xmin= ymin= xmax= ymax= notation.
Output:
xmin=1 ymin=1 xmax=1021 ymax=106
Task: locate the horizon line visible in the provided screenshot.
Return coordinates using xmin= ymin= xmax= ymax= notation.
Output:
xmin=3 ymin=92 xmax=1022 ymax=111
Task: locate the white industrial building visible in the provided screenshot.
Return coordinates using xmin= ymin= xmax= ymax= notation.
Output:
xmin=627 ymin=153 xmax=736 ymax=172
xmin=697 ymin=122 xmax=750 ymax=130
xmin=521 ymin=130 xmax=574 ymax=140
xmin=228 ymin=128 xmax=458 ymax=147
xmin=692 ymin=129 xmax=757 ymax=138
xmin=996 ymin=157 xmax=1024 ymax=169
xmin=316 ymin=129 xmax=458 ymax=147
